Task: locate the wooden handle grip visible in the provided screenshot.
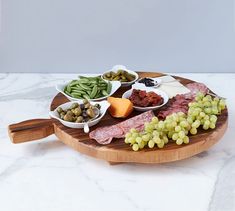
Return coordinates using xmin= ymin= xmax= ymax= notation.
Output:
xmin=8 ymin=119 xmax=55 ymax=144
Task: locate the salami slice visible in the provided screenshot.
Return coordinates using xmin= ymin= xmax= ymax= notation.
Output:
xmin=118 ymin=110 xmax=154 ymax=134
xmin=89 ymin=125 xmax=124 ymax=145
xmin=89 ymin=111 xmax=155 ymax=145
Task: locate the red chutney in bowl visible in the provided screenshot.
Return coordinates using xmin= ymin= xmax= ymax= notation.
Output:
xmin=129 ymin=89 xmax=164 ymax=107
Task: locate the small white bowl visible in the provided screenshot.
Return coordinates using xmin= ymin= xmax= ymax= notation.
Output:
xmin=49 ymin=100 xmax=110 ymax=133
xmin=101 ymin=65 xmax=139 ymax=87
xmin=56 ymin=80 xmax=121 ymax=102
xmin=136 ymin=77 xmax=162 ymax=88
xmin=122 ymin=83 xmax=169 ymax=111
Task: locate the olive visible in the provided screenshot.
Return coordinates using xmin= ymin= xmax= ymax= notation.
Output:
xmin=83 ymin=99 xmax=89 ymax=104
xmin=60 ymin=111 xmax=65 ymax=116
xmin=74 ymin=107 xmax=82 ymax=116
xmin=84 ymin=102 xmax=91 ymax=109
xmin=94 ymin=103 xmax=101 ymax=109
xmin=87 ymin=108 xmax=95 ymax=118
xmin=75 ymin=116 xmax=83 ymax=123
xmin=82 ymin=110 xmax=88 ymax=118
xmin=60 ymin=113 xmax=65 ymax=119
xmin=80 ymin=104 xmax=85 ymax=110
xmin=66 ymin=110 xmax=73 ymax=116
xmin=57 ymin=107 xmax=63 ymax=113
xmin=64 ymin=113 xmax=74 ymax=122
xmin=70 ymin=103 xmax=79 ymax=109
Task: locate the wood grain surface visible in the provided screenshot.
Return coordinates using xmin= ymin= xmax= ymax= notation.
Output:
xmin=48 ymin=72 xmax=228 ymax=164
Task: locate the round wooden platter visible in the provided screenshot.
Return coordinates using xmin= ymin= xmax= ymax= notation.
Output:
xmin=8 ymin=72 xmax=228 ymax=164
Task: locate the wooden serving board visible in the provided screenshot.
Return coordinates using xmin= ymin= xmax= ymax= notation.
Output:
xmin=8 ymin=72 xmax=228 ymax=164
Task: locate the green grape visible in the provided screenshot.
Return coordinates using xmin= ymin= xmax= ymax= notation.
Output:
xmin=142 ymin=134 xmax=151 ymax=142
xmin=157 ymin=141 xmax=164 ymax=148
xmin=183 ymin=136 xmax=189 ymax=144
xmin=153 ymin=136 xmax=161 ymax=144
xmin=187 ymin=116 xmax=194 ymax=124
xmin=132 ymin=144 xmax=139 ymax=151
xmin=176 ymin=139 xmax=183 ymax=145
xmin=158 ymin=121 xmax=165 ymax=130
xmin=203 ymin=124 xmax=209 ymax=130
xmin=211 ymin=101 xmax=218 ymax=106
xmin=125 ymin=132 xmax=132 ymax=138
xmin=138 ymin=141 xmax=145 ymax=149
xmin=190 ymin=127 xmax=197 ymax=135
xmin=192 ymin=120 xmax=200 ymax=128
xmin=202 ymin=97 xmax=209 ymax=103
xmin=128 ymin=137 xmax=136 ymax=145
xmin=153 ymin=130 xmax=160 ymax=137
xmin=204 ymin=119 xmax=210 ymax=126
xmin=209 ymin=123 xmax=216 ymax=129
xmin=130 ymin=128 xmax=137 ymax=133
xmin=204 ymin=101 xmax=211 ymax=107
xmin=192 ymin=110 xmax=199 ymax=117
xmin=132 ymin=132 xmax=138 ymax=138
xmin=168 ymin=131 xmax=174 ymax=139
xmin=151 ymin=117 xmax=159 ymax=124
xmin=204 ymin=107 xmax=212 ymax=114
xmin=210 ymin=115 xmax=217 ymax=123
xmin=212 ymin=106 xmax=218 ymax=115
xmin=175 ymin=125 xmax=181 ymax=132
xmin=199 ymin=112 xmax=206 ymax=118
xmin=172 ymin=133 xmax=179 ymax=141
xmin=219 ymin=99 xmax=226 ymax=109
xmin=196 ymin=92 xmax=204 ymax=99
xmin=135 ymin=137 xmax=142 ymax=144
xmin=178 ymin=131 xmax=185 ymax=139
xmin=148 ymin=140 xmax=155 ymax=148
xmin=180 ymin=120 xmax=188 ymax=128
xmin=204 ymin=115 xmax=210 ymax=120
xmin=163 ymin=136 xmax=169 ymax=144
xmin=124 ymin=138 xmax=129 ymax=144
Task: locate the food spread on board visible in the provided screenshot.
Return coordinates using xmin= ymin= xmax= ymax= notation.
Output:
xmin=55 ymin=70 xmax=227 ymax=150
xmin=102 ymin=69 xmax=136 ymax=82
xmin=57 ymin=100 xmax=101 ymax=123
xmin=64 ymin=76 xmax=112 ymax=100
xmin=129 ymin=89 xmax=164 ymax=107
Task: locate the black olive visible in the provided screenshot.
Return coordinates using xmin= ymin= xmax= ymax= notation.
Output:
xmin=80 ymin=104 xmax=85 ymax=110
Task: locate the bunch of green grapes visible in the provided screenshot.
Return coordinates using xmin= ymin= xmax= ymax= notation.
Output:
xmin=187 ymin=92 xmax=226 ymax=133
xmin=125 ymin=113 xmax=190 ymax=151
xmin=125 ymin=92 xmax=226 ymax=151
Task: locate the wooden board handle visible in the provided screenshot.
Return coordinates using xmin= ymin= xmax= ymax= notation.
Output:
xmin=8 ymin=119 xmax=55 ymax=144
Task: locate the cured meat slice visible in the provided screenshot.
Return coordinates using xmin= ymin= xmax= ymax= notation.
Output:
xmin=157 ymin=82 xmax=209 ymax=119
xmin=185 ymin=82 xmax=208 ymax=99
xmin=118 ymin=110 xmax=154 ymax=134
xmin=89 ymin=125 xmax=124 ymax=145
xmin=89 ymin=111 xmax=155 ymax=145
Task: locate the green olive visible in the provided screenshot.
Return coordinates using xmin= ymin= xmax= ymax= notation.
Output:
xmin=83 ymin=99 xmax=89 ymax=104
xmin=64 ymin=113 xmax=74 ymax=122
xmin=57 ymin=107 xmax=63 ymax=113
xmin=75 ymin=116 xmax=83 ymax=123
xmin=87 ymin=108 xmax=95 ymax=118
xmin=70 ymin=103 xmax=79 ymax=109
xmin=84 ymin=102 xmax=91 ymax=109
xmin=74 ymin=107 xmax=82 ymax=116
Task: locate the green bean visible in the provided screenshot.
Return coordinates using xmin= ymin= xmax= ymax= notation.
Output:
xmin=106 ymin=81 xmax=111 ymax=94
xmin=90 ymin=85 xmax=98 ymax=99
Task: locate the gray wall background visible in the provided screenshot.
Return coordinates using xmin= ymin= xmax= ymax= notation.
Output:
xmin=0 ymin=0 xmax=235 ymax=73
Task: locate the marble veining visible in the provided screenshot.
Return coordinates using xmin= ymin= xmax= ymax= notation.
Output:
xmin=0 ymin=73 xmax=234 ymax=211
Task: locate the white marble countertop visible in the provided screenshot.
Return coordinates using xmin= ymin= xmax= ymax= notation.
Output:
xmin=0 ymin=73 xmax=234 ymax=211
